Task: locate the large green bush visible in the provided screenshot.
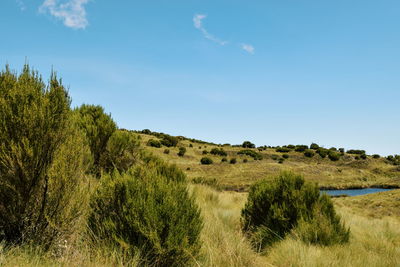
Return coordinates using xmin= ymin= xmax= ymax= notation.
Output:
xmin=201 ymin=157 xmax=213 ymax=165
xmin=242 ymin=141 xmax=256 ymax=148
xmin=100 ymin=130 xmax=141 ymax=173
xmin=241 ymin=172 xmax=349 ymax=249
xmin=147 ymin=138 xmax=162 ymax=148
xmin=0 ymin=65 xmax=91 ymax=248
xmin=88 ymin=158 xmax=203 ymax=266
xmin=75 ymin=104 xmax=117 ymax=175
xmin=210 ymin=147 xmax=227 ymax=156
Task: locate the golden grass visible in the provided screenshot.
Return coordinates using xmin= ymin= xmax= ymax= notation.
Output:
xmin=1 ymin=185 xmax=399 ymax=266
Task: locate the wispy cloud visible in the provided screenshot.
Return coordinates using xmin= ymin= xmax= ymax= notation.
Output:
xmin=193 ymin=14 xmax=228 ymax=46
xmin=241 ymin=44 xmax=255 ymax=54
xmin=16 ymin=0 xmax=26 ymax=11
xmin=39 ymin=0 xmax=90 ymax=29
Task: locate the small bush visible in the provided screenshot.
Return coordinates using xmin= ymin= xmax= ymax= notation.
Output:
xmin=178 ymin=147 xmax=186 ymax=157
xmin=276 ymin=147 xmax=291 ymax=153
xmin=317 ymin=148 xmax=328 ymax=158
xmin=278 ymin=158 xmax=284 ymax=164
xmin=238 ymin=149 xmax=263 ymax=160
xmin=201 ymin=157 xmax=213 ymax=165
xmin=243 ymin=158 xmax=248 ymax=163
xmin=373 ymin=154 xmax=380 ymax=159
xmin=241 ymin=172 xmax=349 ymax=249
xmin=282 ymin=154 xmax=289 ymax=159
xmin=242 ymin=141 xmax=256 ymax=148
xmin=160 ymin=134 xmax=179 ymax=147
xmin=230 ymin=158 xmax=237 ymax=164
xmin=295 ymin=145 xmax=308 ymax=152
xmin=304 ymin=149 xmax=315 ymax=158
xmin=221 ymin=157 xmax=228 ymax=162
xmin=210 ymin=148 xmax=228 ymax=156
xmin=147 ymin=138 xmax=162 ymax=148
xmin=189 ymin=143 xmax=193 ymax=147
xmin=164 ymin=149 xmax=170 ymax=154
xmin=328 ymin=151 xmax=340 ymax=161
xmin=360 ymin=154 xmax=367 ymax=160
xmin=310 ymin=143 xmax=319 ymax=150
xmin=202 ymin=150 xmax=209 ymax=155
xmin=89 ymin=161 xmax=203 ymax=266
xmin=347 ymin=149 xmax=366 ymax=155
xmin=271 ymin=154 xmax=279 ymax=161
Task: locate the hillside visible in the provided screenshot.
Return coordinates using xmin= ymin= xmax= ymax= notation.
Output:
xmin=134 ymin=130 xmax=400 ymax=190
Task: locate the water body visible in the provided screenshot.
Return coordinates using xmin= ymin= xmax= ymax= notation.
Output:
xmin=321 ymin=188 xmax=394 ymax=197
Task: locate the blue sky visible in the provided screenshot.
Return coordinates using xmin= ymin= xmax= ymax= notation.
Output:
xmin=1 ymin=0 xmax=400 ymax=155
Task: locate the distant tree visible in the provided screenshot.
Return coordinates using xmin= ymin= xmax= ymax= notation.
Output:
xmin=242 ymin=141 xmax=256 ymax=148
xmin=310 ymin=143 xmax=319 ymax=150
xmin=304 ymin=149 xmax=315 ymax=158
xmin=178 ymin=147 xmax=187 ymax=157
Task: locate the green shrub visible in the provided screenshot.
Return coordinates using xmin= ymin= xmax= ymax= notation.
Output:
xmin=241 ymin=172 xmax=349 ymax=249
xmin=0 ymin=65 xmax=91 ymax=248
xmin=147 ymin=138 xmax=162 ymax=148
xmin=230 ymin=158 xmax=237 ymax=164
xmin=75 ymin=104 xmax=117 ymax=176
xmin=295 ymin=145 xmax=308 ymax=152
xmin=271 ymin=154 xmax=279 ymax=161
xmin=89 ymin=160 xmax=203 ymax=266
xmin=373 ymin=154 xmax=380 ymax=159
xmin=189 ymin=143 xmax=193 ymax=147
xmin=339 ymin=148 xmax=345 ymax=153
xmin=202 ymin=150 xmax=209 ymax=155
xmin=221 ymin=157 xmax=228 ymax=162
xmin=317 ymin=148 xmax=328 ymax=158
xmin=160 ymin=134 xmax=179 ymax=147
xmin=100 ymin=130 xmax=140 ymax=174
xmin=310 ymin=143 xmax=319 ymax=150
xmin=278 ymin=158 xmax=284 ymax=164
xmin=242 ymin=141 xmax=256 ymax=148
xmin=282 ymin=154 xmax=289 ymax=159
xmin=238 ymin=149 xmax=263 ymax=160
xmin=287 ymin=145 xmax=295 ymax=149
xmin=347 ymin=149 xmax=366 ymax=155
xmin=243 ymin=158 xmax=248 ymax=163
xmin=328 ymin=151 xmax=340 ymax=161
xmin=304 ymin=149 xmax=315 ymax=158
xmin=178 ymin=147 xmax=186 ymax=157
xmin=200 ymin=157 xmax=213 ymax=165
xmin=210 ymin=148 xmax=227 ymax=156
xmin=164 ymin=149 xmax=170 ymax=154
xmin=276 ymin=147 xmax=291 ymax=153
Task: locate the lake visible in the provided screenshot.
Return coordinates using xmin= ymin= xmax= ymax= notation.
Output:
xmin=321 ymin=188 xmax=394 ymax=197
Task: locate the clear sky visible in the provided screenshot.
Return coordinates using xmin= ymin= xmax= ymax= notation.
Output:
xmin=1 ymin=0 xmax=400 ymax=155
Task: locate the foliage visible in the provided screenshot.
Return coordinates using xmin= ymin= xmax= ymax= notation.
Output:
xmin=230 ymin=158 xmax=237 ymax=164
xmin=276 ymin=147 xmax=291 ymax=153
xmin=310 ymin=143 xmax=320 ymax=150
xmin=347 ymin=149 xmax=366 ymax=155
xmin=201 ymin=157 xmax=213 ymax=165
xmin=372 ymin=154 xmax=380 ymax=159
xmin=210 ymin=148 xmax=228 ymax=156
xmin=202 ymin=150 xmax=209 ymax=155
xmin=241 ymin=172 xmax=349 ymax=249
xmin=238 ymin=150 xmax=263 ymax=160
xmin=178 ymin=147 xmax=186 ymax=157
xmin=221 ymin=157 xmax=228 ymax=162
xmin=304 ymin=150 xmax=315 ymax=158
xmin=242 ymin=141 xmax=256 ymax=148
xmin=163 ymin=149 xmax=170 ymax=154
xmin=160 ymin=134 xmax=179 ymax=147
xmin=243 ymin=159 xmax=248 ymax=163
xmin=295 ymin=145 xmax=308 ymax=152
xmin=0 ymin=65 xmax=91 ymax=249
xmin=89 ymin=159 xmax=203 ymax=266
xmin=328 ymin=151 xmax=341 ymax=161
xmin=147 ymin=139 xmax=162 ymax=148
xmin=317 ymin=148 xmax=328 ymax=158
xmin=75 ymin=104 xmax=117 ymax=176
xmin=282 ymin=154 xmax=289 ymax=159
xmin=100 ymin=130 xmax=140 ymax=173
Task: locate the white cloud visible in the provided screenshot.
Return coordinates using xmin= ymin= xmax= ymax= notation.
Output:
xmin=241 ymin=44 xmax=255 ymax=54
xmin=39 ymin=0 xmax=90 ymax=29
xmin=193 ymin=14 xmax=228 ymax=46
xmin=16 ymin=0 xmax=26 ymax=11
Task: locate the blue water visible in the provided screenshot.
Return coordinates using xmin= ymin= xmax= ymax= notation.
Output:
xmin=321 ymin=188 xmax=393 ymax=197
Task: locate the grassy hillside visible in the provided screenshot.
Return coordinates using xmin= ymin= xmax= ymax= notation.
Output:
xmin=136 ymin=131 xmax=400 ymax=190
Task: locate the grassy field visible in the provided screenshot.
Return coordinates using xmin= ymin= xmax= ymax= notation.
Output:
xmin=138 ymin=132 xmax=400 ymax=190
xmin=2 ymin=186 xmax=399 ymax=267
